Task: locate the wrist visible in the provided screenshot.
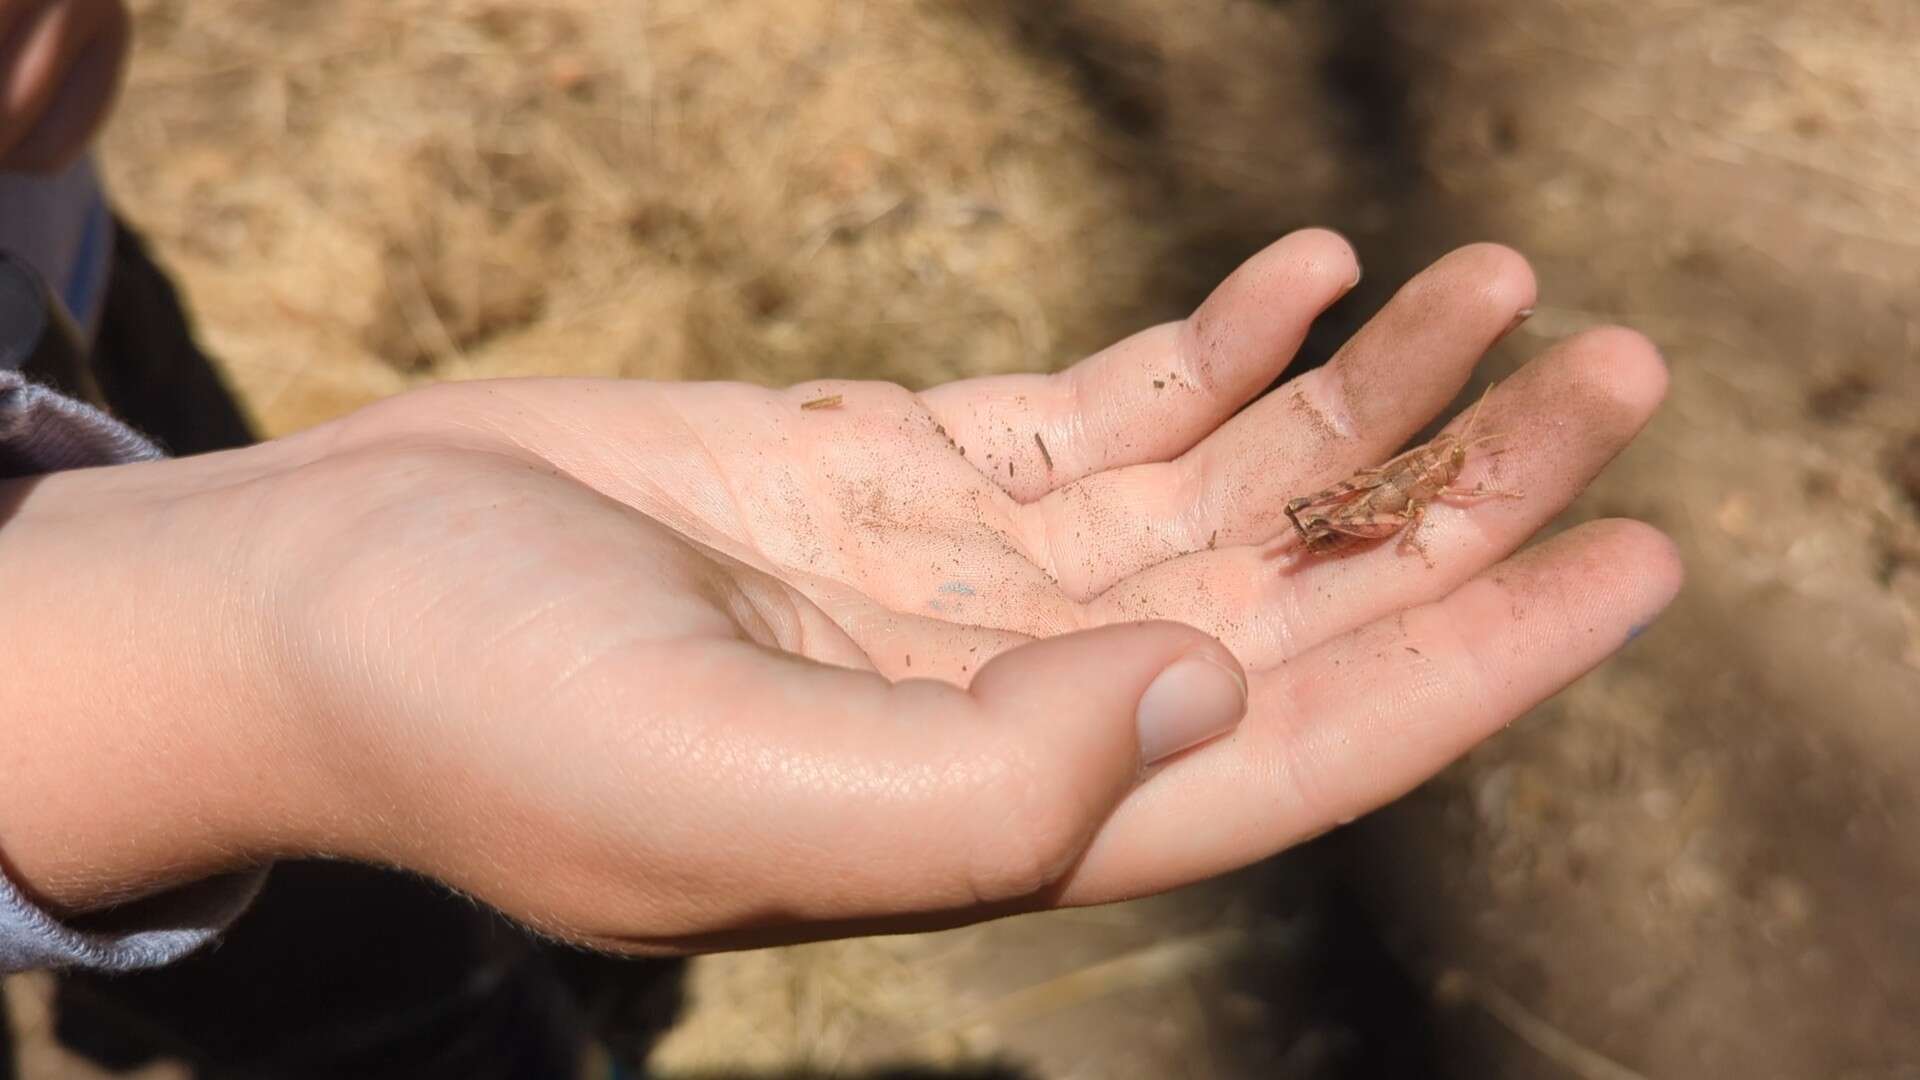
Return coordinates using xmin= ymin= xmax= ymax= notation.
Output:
xmin=0 ymin=452 xmax=313 ymax=915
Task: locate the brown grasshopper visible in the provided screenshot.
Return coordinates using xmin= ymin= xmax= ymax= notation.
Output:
xmin=1282 ymin=383 xmax=1521 ymax=565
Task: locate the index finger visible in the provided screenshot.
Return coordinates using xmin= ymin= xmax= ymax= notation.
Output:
xmin=920 ymin=229 xmax=1360 ymax=500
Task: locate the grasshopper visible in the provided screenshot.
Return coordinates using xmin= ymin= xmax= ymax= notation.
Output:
xmin=1282 ymin=383 xmax=1521 ymax=565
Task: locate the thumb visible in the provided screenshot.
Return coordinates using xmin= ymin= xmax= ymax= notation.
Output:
xmin=458 ymin=620 xmax=1251 ymax=952
xmin=818 ymin=620 xmax=1247 ymax=912
xmin=968 ymin=619 xmax=1249 ymax=777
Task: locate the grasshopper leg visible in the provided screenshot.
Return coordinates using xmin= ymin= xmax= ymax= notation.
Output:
xmin=1438 ymin=482 xmax=1525 ymax=502
xmin=1395 ymin=504 xmax=1437 ymax=568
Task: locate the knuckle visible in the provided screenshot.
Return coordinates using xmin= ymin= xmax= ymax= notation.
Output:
xmin=1292 ymin=363 xmax=1360 ymax=442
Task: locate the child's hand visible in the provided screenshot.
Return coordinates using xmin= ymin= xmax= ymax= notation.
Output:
xmin=0 ymin=0 xmax=128 ymax=172
xmin=0 ymin=233 xmax=1679 ymax=951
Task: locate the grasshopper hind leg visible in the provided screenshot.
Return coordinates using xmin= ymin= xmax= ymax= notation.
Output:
xmin=1395 ymin=505 xmax=1437 ymax=568
xmin=1439 ymin=481 xmax=1525 ymax=502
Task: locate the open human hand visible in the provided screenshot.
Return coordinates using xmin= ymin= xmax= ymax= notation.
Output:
xmin=0 ymin=232 xmax=1677 ymax=954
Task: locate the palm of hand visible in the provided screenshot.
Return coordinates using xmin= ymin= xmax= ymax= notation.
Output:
xmin=522 ymin=377 xmax=1210 ymax=681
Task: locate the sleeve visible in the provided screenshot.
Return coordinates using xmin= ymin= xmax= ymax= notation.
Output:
xmin=0 ymin=367 xmax=162 ymax=475
xmin=0 ymin=369 xmax=270 ymax=972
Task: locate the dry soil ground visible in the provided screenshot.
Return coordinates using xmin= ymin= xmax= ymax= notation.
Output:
xmin=10 ymin=1 xmax=1920 ymax=1077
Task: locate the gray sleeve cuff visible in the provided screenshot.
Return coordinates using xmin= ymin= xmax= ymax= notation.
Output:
xmin=0 ymin=368 xmax=269 ymax=973
xmin=0 ymin=368 xmax=162 ymax=475
xmin=1 ymin=870 xmax=269 ymax=973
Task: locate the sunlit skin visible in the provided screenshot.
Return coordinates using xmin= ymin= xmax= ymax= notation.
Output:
xmin=0 ymin=233 xmax=1679 ymax=954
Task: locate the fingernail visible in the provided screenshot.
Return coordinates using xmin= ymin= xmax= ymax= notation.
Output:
xmin=1136 ymin=652 xmax=1248 ymax=766
xmin=1502 ymin=307 xmax=1535 ymax=338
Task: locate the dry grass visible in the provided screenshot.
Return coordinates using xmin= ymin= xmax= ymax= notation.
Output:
xmin=104 ymin=0 xmax=1215 ymax=435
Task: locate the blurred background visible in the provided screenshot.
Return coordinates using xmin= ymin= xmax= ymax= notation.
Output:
xmin=9 ymin=0 xmax=1920 ymax=1076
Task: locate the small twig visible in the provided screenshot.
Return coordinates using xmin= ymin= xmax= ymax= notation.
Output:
xmin=390 ymin=253 xmax=466 ymax=363
xmin=906 ymin=927 xmax=1249 ymax=1052
xmin=1437 ymin=969 xmax=1651 ymax=1080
